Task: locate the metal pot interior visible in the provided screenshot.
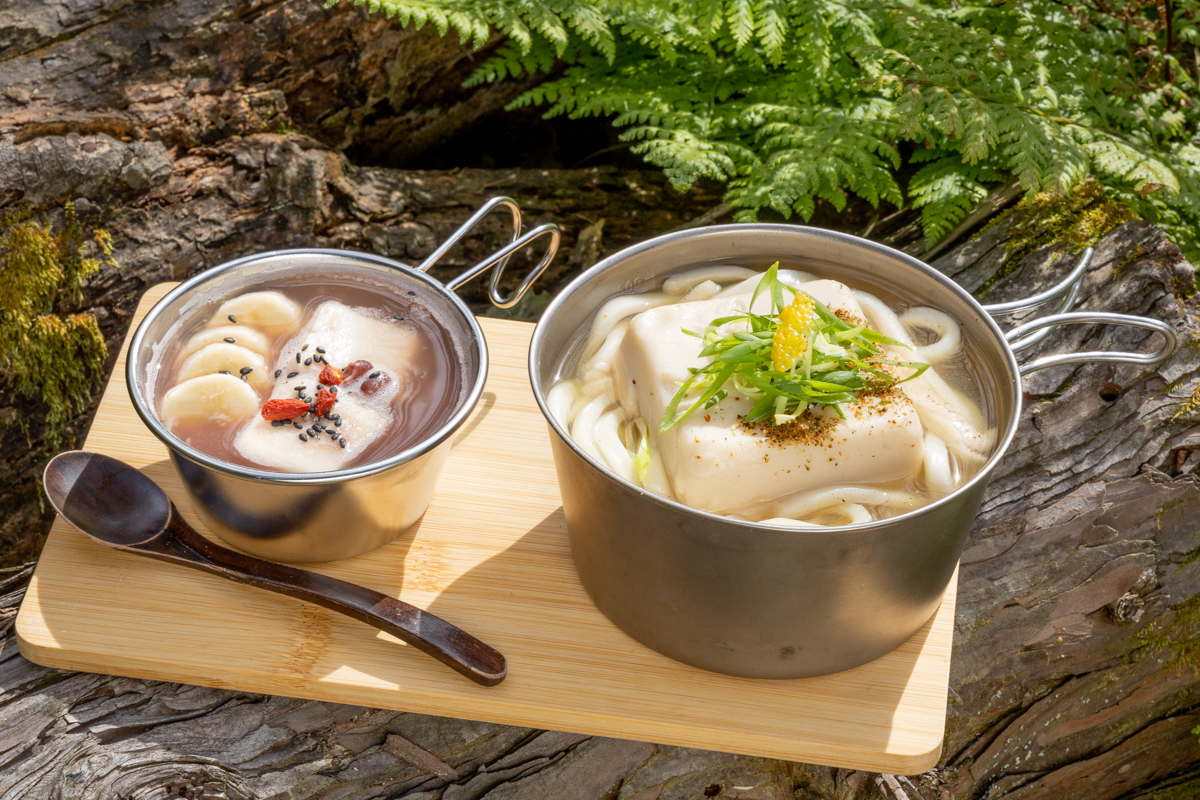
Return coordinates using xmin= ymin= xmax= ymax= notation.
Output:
xmin=128 ymin=249 xmax=486 ymax=483
xmin=530 ymin=224 xmax=1022 ymax=529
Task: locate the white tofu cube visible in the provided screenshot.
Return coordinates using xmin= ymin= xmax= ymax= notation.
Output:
xmin=613 ymin=280 xmax=926 ymax=514
xmin=233 ymin=301 xmax=414 ymax=472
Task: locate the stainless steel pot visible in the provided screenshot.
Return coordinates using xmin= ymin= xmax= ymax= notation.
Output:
xmin=129 ymin=197 xmax=559 ymax=563
xmin=528 ymin=225 xmax=1175 ymax=679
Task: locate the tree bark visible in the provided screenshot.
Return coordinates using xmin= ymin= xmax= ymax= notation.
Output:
xmin=1 ymin=2 xmax=1198 ymax=799
xmin=0 ymin=0 xmax=537 ymax=163
xmin=0 ymin=151 xmax=1196 ymax=799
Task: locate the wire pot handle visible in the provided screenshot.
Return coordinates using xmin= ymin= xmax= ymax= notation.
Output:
xmin=415 ymin=196 xmax=561 ymax=309
xmin=979 ymin=246 xmax=1177 ymax=375
xmin=980 ymin=247 xmax=1091 ymax=352
xmin=1001 ymin=312 xmax=1177 ymax=375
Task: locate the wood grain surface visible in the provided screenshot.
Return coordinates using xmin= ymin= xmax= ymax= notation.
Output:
xmin=15 ymin=282 xmax=957 ymax=775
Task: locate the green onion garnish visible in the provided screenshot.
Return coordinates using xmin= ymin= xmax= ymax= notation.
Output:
xmin=659 ymin=264 xmax=929 ymax=434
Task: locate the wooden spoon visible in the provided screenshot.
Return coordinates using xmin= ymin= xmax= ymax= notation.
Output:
xmin=43 ymin=450 xmax=507 ymax=686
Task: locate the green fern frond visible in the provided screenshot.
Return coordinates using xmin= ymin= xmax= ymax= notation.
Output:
xmin=909 ymin=156 xmax=1001 ymax=245
xmin=726 ymin=0 xmax=756 ymax=49
xmin=353 ymin=0 xmax=1200 ymax=256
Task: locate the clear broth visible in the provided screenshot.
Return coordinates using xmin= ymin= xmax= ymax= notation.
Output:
xmin=551 ymin=254 xmax=1004 ymax=524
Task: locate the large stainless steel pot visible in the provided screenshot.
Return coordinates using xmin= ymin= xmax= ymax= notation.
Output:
xmin=129 ymin=198 xmax=559 ymax=563
xmin=528 ymin=225 xmax=1175 ymax=679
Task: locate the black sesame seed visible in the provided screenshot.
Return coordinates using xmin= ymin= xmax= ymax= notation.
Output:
xmin=330 ymin=386 xmax=338 ymax=394
xmin=316 ymin=384 xmax=324 ymax=391
xmin=274 ymin=369 xmax=282 ymax=378
xmin=241 ymin=375 xmax=248 ymax=382
xmin=304 ymin=357 xmax=312 ymax=366
xmin=302 ymin=344 xmax=309 ymax=351
xmin=299 ymin=433 xmax=308 ymax=442
xmin=368 ymin=371 xmax=381 ymax=379
xmin=316 ymin=346 xmax=325 ymax=354
xmin=287 ymin=371 xmax=298 ymax=378
xmin=228 ymin=314 xmax=237 ymax=323
xmin=223 ymin=337 xmax=236 ymax=343
xmin=335 ymin=418 xmax=342 ymax=427
xmin=296 ymin=352 xmax=301 ymax=363
xmin=406 ymin=290 xmax=415 ymax=296
xmin=314 ymin=423 xmax=326 ymax=431
xmin=239 ymin=367 xmax=253 ymax=375
xmin=339 ymin=439 xmax=347 ymax=448
xmin=298 ymin=391 xmax=306 ymax=400
xmin=218 ymin=370 xmax=231 ymax=375
xmin=393 ymin=315 xmax=404 ymax=321
xmin=271 ymin=420 xmax=284 ymax=427
xmin=294 ymin=422 xmax=303 ymax=429
xmin=294 ymin=385 xmax=306 ymax=391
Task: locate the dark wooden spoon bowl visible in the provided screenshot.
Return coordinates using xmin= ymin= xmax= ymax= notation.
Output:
xmin=43 ymin=451 xmax=507 ymax=687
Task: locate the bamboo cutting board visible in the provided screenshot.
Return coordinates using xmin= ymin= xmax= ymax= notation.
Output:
xmin=17 ymin=282 xmax=957 ymax=774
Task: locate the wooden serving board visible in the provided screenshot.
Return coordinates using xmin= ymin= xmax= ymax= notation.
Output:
xmin=17 ymin=283 xmax=957 ymax=775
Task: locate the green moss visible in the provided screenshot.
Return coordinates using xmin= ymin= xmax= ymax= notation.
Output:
xmin=1145 ymin=770 xmax=1200 ymax=800
xmin=1110 ymin=242 xmax=1147 ymax=279
xmin=1135 ymin=593 xmax=1200 ymax=672
xmin=978 ymin=180 xmax=1136 ymax=299
xmin=0 ymin=202 xmax=114 ymax=441
xmin=1106 ymin=716 xmax=1142 ymax=747
xmin=1171 ymin=368 xmax=1200 ymax=422
xmin=321 ymin=108 xmax=350 ymax=128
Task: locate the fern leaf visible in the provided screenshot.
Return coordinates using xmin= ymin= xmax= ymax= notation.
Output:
xmin=727 ymin=0 xmax=755 ymax=49
xmin=908 ymin=156 xmax=999 ymax=246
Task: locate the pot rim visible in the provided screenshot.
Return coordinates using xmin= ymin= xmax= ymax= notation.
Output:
xmin=127 ymin=248 xmax=488 ymax=485
xmin=528 ymin=223 xmax=1022 ymax=533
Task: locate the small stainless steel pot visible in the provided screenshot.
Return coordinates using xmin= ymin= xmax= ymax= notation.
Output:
xmin=129 ymin=198 xmax=559 ymax=563
xmin=528 ymin=225 xmax=1175 ymax=679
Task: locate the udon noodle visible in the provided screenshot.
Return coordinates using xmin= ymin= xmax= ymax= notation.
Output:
xmin=547 ymin=265 xmax=997 ymax=527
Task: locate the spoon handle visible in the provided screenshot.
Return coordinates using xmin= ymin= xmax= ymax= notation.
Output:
xmin=157 ymin=509 xmax=506 ymax=686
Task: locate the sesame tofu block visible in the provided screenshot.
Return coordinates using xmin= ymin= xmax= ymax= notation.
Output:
xmin=277 ymin=301 xmax=419 ymax=383
xmin=233 ymin=301 xmax=414 ymax=472
xmin=234 ymin=394 xmax=393 ymax=473
xmin=613 ymin=280 xmax=926 ymax=515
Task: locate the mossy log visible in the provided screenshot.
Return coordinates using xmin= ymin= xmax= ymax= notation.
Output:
xmin=0 ymin=141 xmax=1196 ymax=798
xmin=0 ymin=0 xmax=541 ymax=164
xmin=2 ymin=2 xmax=1199 ymax=799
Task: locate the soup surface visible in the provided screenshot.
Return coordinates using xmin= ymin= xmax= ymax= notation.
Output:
xmin=151 ymin=269 xmax=466 ymax=472
xmin=546 ymin=260 xmax=998 ymax=527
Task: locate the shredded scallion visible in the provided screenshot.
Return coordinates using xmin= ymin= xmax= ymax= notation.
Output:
xmin=659 ymin=263 xmax=930 ymax=434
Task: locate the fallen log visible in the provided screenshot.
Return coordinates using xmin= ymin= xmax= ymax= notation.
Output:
xmin=0 ymin=0 xmax=538 ymax=164
xmin=0 ymin=184 xmax=1197 ymax=799
xmin=1 ymin=3 xmax=1198 ymax=798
